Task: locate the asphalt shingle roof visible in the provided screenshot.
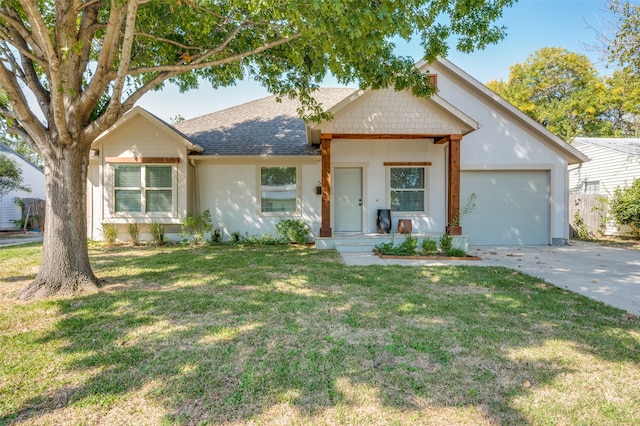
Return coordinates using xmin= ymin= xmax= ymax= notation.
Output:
xmin=173 ymin=88 xmax=356 ymax=156
xmin=573 ymin=137 xmax=640 ymax=158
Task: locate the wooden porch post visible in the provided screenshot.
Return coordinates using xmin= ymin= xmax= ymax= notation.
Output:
xmin=320 ymin=135 xmax=332 ymax=237
xmin=447 ymin=134 xmax=462 ymax=235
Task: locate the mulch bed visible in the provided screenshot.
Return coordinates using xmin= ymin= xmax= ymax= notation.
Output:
xmin=373 ymin=249 xmax=481 ymax=261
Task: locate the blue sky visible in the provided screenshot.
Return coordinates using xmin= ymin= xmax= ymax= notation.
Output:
xmin=137 ymin=0 xmax=613 ymax=121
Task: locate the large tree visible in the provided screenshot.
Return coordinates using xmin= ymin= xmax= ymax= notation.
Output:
xmin=0 ymin=0 xmax=514 ymax=300
xmin=603 ymin=0 xmax=640 ymax=75
xmin=486 ymin=47 xmax=608 ymax=141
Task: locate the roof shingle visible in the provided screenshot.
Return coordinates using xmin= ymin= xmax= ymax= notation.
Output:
xmin=173 ymin=88 xmax=356 ymax=156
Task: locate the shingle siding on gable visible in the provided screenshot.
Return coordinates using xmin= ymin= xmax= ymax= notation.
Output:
xmin=322 ymin=89 xmax=465 ymax=135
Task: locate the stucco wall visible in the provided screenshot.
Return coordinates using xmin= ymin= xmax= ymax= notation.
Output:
xmin=427 ymin=61 xmax=574 ymax=243
xmin=88 ymin=113 xmax=191 ymax=241
xmin=196 ymin=158 xmax=321 ymax=238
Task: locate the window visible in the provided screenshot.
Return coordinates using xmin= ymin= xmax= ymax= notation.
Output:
xmin=584 ymin=180 xmax=600 ymax=194
xmin=390 ymin=167 xmax=425 ymax=212
xmin=261 ymin=166 xmax=297 ymax=213
xmin=114 ymin=165 xmax=173 ymax=214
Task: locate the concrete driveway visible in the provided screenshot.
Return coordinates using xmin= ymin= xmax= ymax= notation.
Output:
xmin=340 ymin=241 xmax=640 ymax=316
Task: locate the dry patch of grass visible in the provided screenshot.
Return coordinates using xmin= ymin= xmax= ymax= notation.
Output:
xmin=1 ymin=244 xmax=639 ymax=425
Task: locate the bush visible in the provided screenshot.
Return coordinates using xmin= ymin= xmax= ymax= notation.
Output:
xmin=421 ymin=236 xmax=438 ymax=256
xmin=230 ymin=231 xmax=243 ymax=245
xmin=275 ymin=219 xmax=312 ymax=244
xmin=444 ymin=247 xmax=467 ymax=257
xmin=242 ymin=233 xmax=285 ymax=245
xmin=102 ymin=223 xmax=118 ymax=246
xmin=397 ymin=233 xmax=418 ymax=256
xmin=127 ymin=223 xmax=140 ymax=245
xmin=610 ymin=179 xmax=640 ymax=238
xmin=181 ymin=209 xmax=213 ymax=244
xmin=209 ymin=227 xmax=224 ymax=245
xmin=150 ymin=222 xmax=166 ymax=245
xmin=439 ymin=233 xmax=453 ymax=252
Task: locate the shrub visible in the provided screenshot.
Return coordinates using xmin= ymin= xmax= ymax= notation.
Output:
xmin=421 ymin=236 xmax=438 ymax=256
xmin=242 ymin=233 xmax=285 ymax=245
xmin=230 ymin=231 xmax=243 ymax=245
xmin=439 ymin=233 xmax=453 ymax=253
xmin=150 ymin=222 xmax=166 ymax=245
xmin=610 ymin=179 xmax=640 ymax=238
xmin=102 ymin=223 xmax=118 ymax=246
xmin=397 ymin=233 xmax=418 ymax=256
xmin=209 ymin=227 xmax=224 ymax=245
xmin=275 ymin=219 xmax=312 ymax=244
xmin=127 ymin=223 xmax=140 ymax=245
xmin=181 ymin=209 xmax=213 ymax=244
xmin=444 ymin=247 xmax=467 ymax=257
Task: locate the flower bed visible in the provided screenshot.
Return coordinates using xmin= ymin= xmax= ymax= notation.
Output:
xmin=373 ymin=248 xmax=481 ymax=261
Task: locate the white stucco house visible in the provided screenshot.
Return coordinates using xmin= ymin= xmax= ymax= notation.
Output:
xmin=0 ymin=142 xmax=45 ymax=231
xmin=87 ymin=58 xmax=587 ymax=247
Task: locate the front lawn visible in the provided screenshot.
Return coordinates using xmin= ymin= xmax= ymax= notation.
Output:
xmin=1 ymin=244 xmax=639 ymax=425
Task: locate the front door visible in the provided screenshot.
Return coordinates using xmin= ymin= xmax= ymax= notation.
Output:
xmin=334 ymin=167 xmax=363 ymax=232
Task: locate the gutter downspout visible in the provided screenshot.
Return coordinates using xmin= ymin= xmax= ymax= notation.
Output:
xmin=190 ymin=159 xmax=200 ymax=213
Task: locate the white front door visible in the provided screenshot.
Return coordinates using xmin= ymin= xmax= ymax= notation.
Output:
xmin=334 ymin=167 xmax=363 ymax=232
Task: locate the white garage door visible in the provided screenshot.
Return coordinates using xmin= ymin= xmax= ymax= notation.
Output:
xmin=460 ymin=171 xmax=550 ymax=245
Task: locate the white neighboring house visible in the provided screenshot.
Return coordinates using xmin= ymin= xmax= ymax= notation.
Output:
xmin=569 ymin=137 xmax=640 ymax=236
xmin=0 ymin=142 xmax=45 ymax=231
xmin=87 ymin=58 xmax=587 ymax=246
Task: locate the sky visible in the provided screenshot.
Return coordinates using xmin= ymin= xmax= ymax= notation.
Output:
xmin=137 ymin=0 xmax=614 ymax=122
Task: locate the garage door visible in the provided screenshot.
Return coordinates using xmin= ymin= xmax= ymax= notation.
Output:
xmin=460 ymin=171 xmax=550 ymax=245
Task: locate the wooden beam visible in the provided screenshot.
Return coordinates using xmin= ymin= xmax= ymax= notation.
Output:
xmin=447 ymin=134 xmax=462 ymax=235
xmin=319 ymin=136 xmax=332 ymax=237
xmin=321 ymin=133 xmax=447 ymax=140
xmin=105 ymin=157 xmax=180 ymax=163
xmin=383 ymin=162 xmax=432 ymax=166
xmin=434 ymin=136 xmax=449 ymax=145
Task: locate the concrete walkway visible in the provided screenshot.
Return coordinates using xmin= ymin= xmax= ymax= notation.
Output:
xmin=340 ymin=241 xmax=640 ymax=316
xmin=0 ymin=235 xmax=43 ymax=247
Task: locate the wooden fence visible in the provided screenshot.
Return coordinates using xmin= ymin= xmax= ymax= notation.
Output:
xmin=19 ymin=198 xmax=45 ymax=231
xmin=569 ymin=194 xmax=608 ymax=238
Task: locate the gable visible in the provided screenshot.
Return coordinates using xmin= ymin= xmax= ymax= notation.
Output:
xmin=93 ymin=107 xmax=203 ymax=158
xmin=316 ymin=88 xmax=476 ymax=135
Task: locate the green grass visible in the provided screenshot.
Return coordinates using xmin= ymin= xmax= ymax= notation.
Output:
xmin=1 ymin=243 xmax=639 ymax=425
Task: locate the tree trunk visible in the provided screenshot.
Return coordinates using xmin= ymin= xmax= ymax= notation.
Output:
xmin=18 ymin=146 xmax=100 ymax=300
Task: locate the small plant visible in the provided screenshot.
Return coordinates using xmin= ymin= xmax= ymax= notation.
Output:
xmin=397 ymin=233 xmax=418 ymax=255
xmin=150 ymin=222 xmax=166 ymax=245
xmin=572 ymin=211 xmax=593 ymax=240
xmin=242 ymin=233 xmax=286 ymax=245
xmin=449 ymin=192 xmax=477 ymax=230
xmin=374 ymin=240 xmax=396 ymax=255
xmin=421 ymin=236 xmax=438 ymax=256
xmin=181 ymin=209 xmax=213 ymax=244
xmin=128 ymin=223 xmax=140 ymax=245
xmin=209 ymin=227 xmax=224 ymax=245
xmin=230 ymin=231 xmax=243 ymax=245
xmin=444 ymin=247 xmax=467 ymax=257
xmin=439 ymin=233 xmax=453 ymax=253
xmin=102 ymin=223 xmax=118 ymax=246
xmin=275 ymin=218 xmax=312 ymax=244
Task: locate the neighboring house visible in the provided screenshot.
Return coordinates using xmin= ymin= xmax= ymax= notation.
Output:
xmin=569 ymin=138 xmax=640 ymax=195
xmin=569 ymin=137 xmax=640 ymax=236
xmin=0 ymin=141 xmax=45 ymax=231
xmin=87 ymin=58 xmax=587 ymax=246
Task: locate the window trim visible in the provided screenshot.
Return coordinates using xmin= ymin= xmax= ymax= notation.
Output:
xmin=111 ymin=163 xmax=178 ymax=218
xmin=257 ymin=165 xmax=301 ymax=215
xmin=386 ymin=165 xmax=428 ymax=214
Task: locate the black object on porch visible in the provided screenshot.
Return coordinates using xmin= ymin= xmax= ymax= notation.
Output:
xmin=376 ymin=209 xmax=392 ymax=234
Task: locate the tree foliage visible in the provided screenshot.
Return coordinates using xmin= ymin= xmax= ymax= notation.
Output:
xmin=487 ymin=47 xmax=640 ymax=140
xmin=0 ymin=0 xmax=515 ymax=298
xmin=0 ymin=153 xmax=29 ymax=198
xmin=610 ymin=178 xmax=640 ymax=238
xmin=604 ymin=0 xmax=640 ymax=75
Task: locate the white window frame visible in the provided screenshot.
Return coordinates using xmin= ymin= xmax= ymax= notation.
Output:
xmin=258 ymin=165 xmax=301 ymax=215
xmin=387 ymin=166 xmax=428 ymax=214
xmin=111 ymin=163 xmax=178 ymax=218
xmin=584 ymin=180 xmax=600 ymax=194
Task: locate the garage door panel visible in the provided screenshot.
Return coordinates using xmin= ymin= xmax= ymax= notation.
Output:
xmin=461 ymin=171 xmax=549 ymax=245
